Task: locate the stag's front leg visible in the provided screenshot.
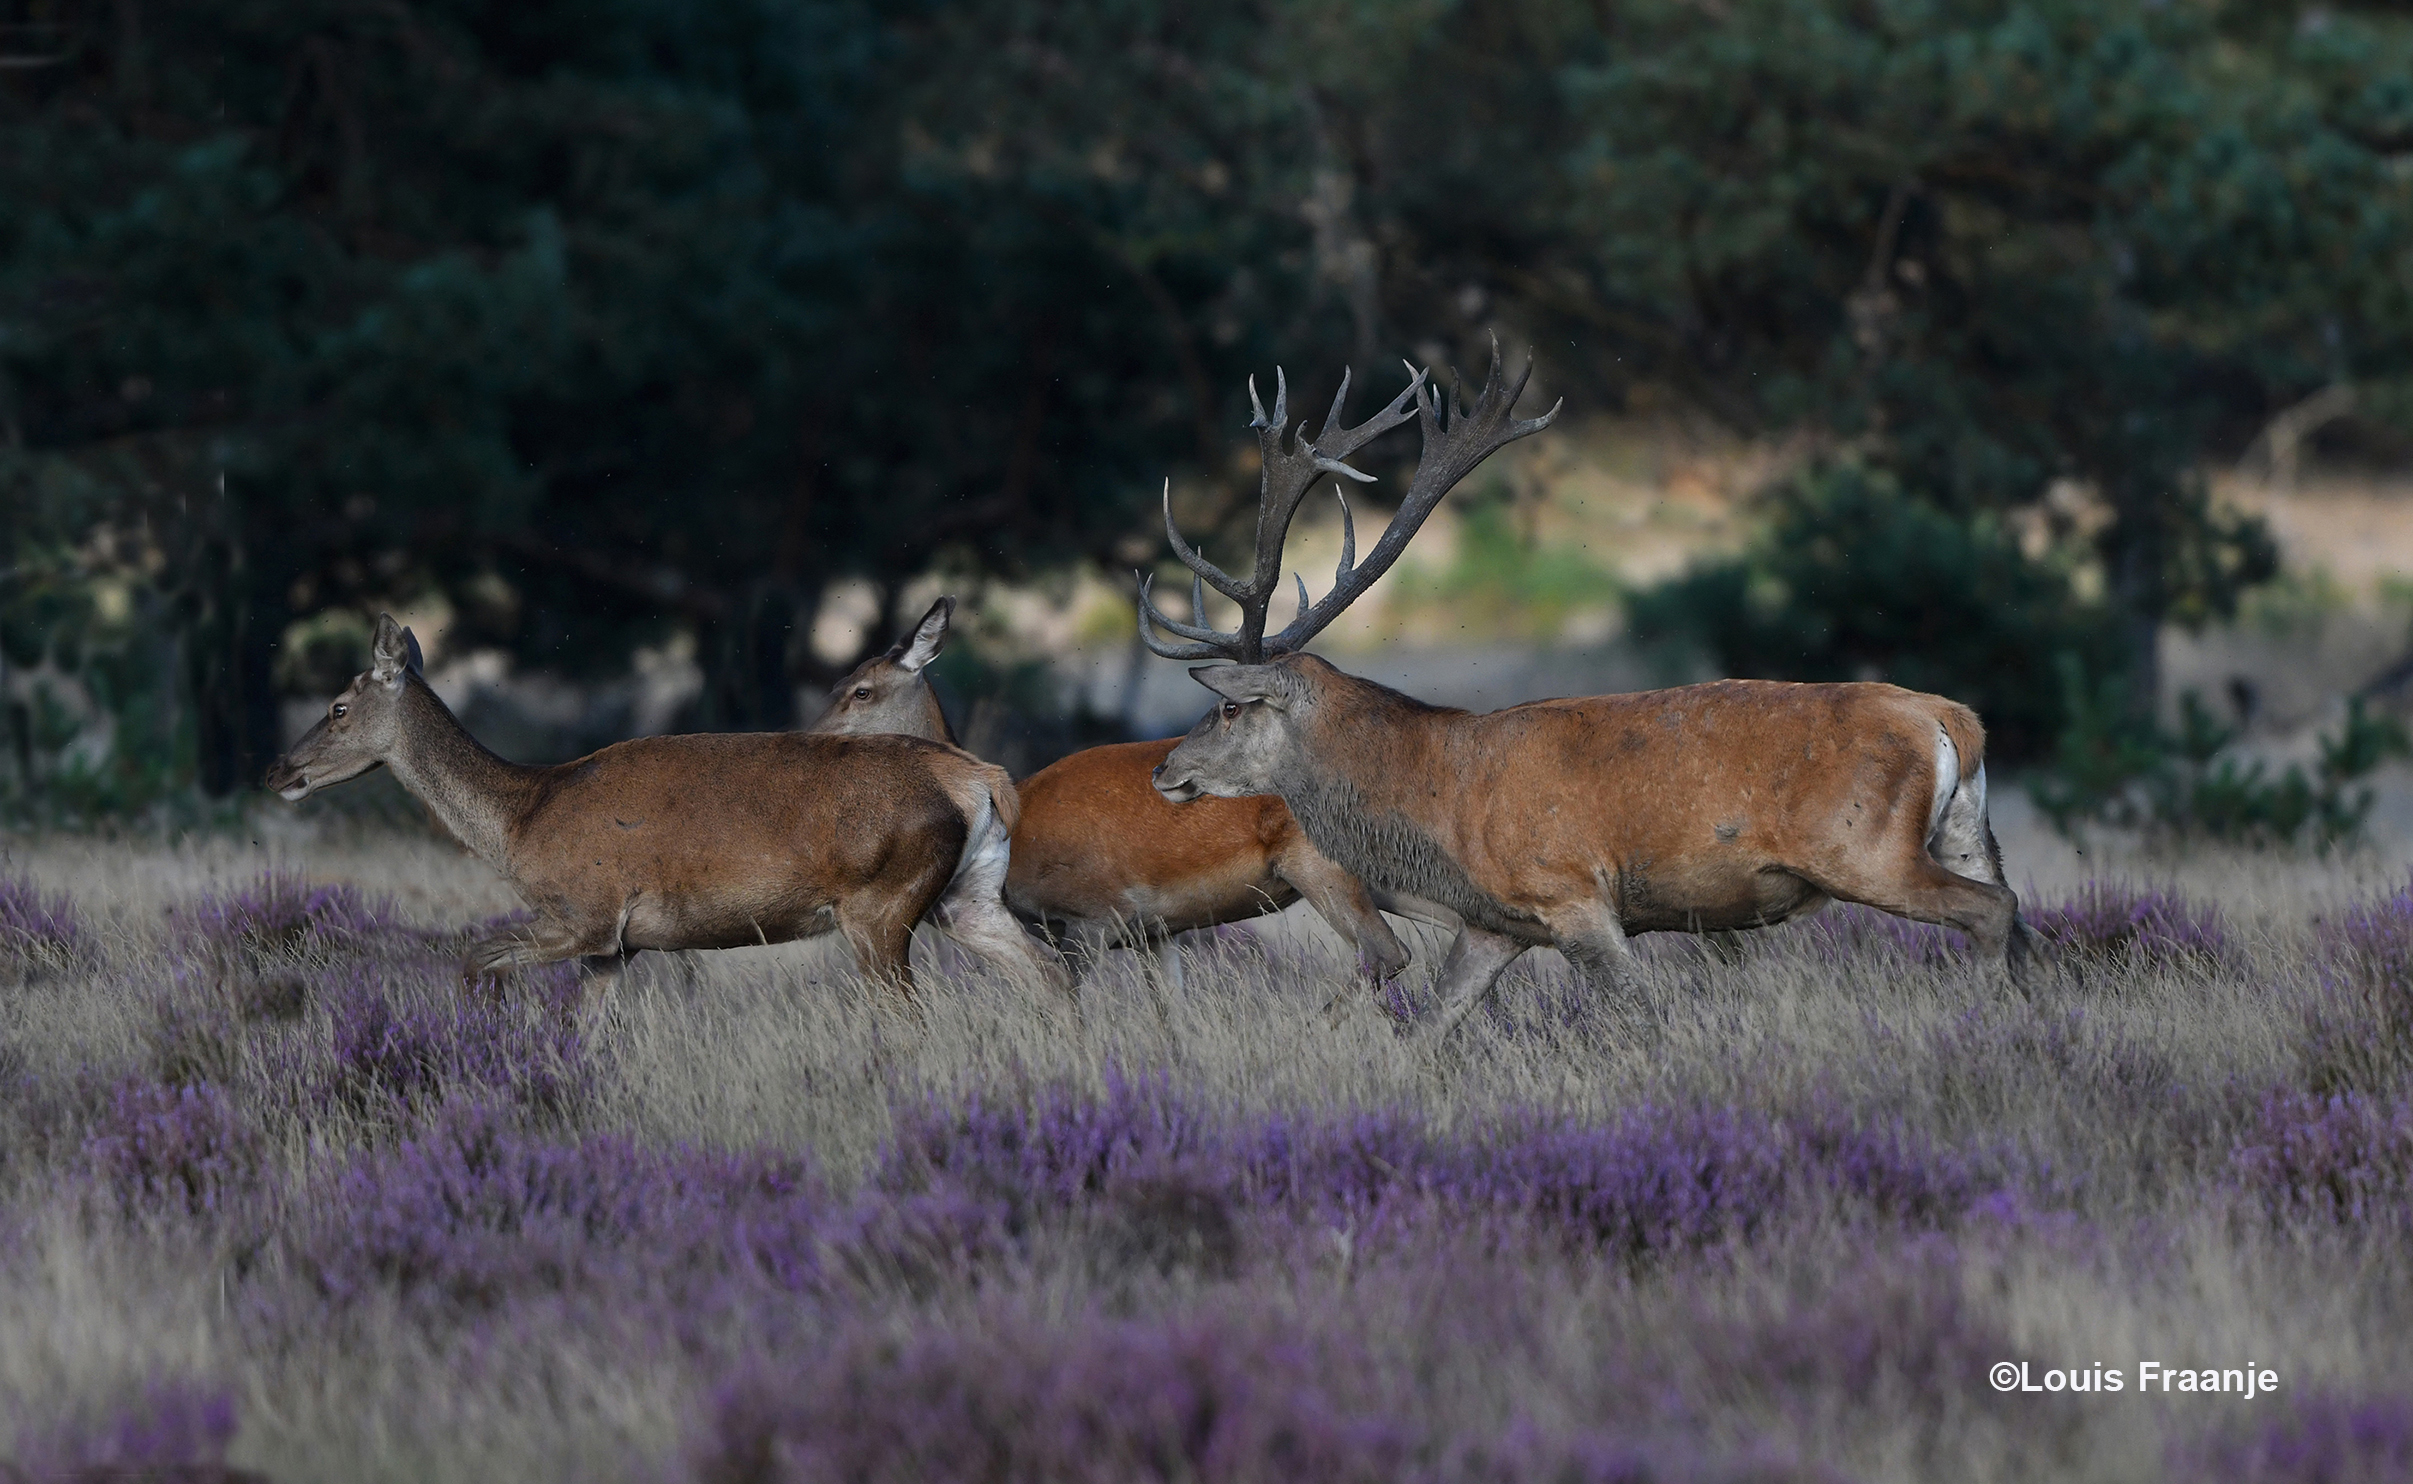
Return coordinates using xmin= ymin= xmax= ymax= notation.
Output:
xmin=1423 ymin=927 xmax=1529 ymax=1041
xmin=464 ymin=915 xmax=617 ymax=984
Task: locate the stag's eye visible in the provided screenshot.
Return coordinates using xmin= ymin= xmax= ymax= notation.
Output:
xmin=1221 ymin=701 xmax=1240 ymax=721
xmin=331 ymin=703 xmax=348 ymax=720
xmin=854 ymin=687 xmax=872 ymax=700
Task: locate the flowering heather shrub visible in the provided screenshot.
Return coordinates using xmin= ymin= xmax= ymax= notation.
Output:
xmin=692 ymin=1308 xmax=1821 ymax=1484
xmin=2305 ymin=883 xmax=2413 ymax=1094
xmin=298 ymin=1105 xmax=826 ymax=1316
xmin=9 ymin=1380 xmax=244 ymax=1481
xmin=1795 ymin=902 xmax=1964 ymax=969
xmin=80 ymin=1078 xmax=259 ymax=1220
xmin=1703 ymin=1238 xmax=2018 ymax=1419
xmin=694 ymin=1310 xmax=1415 ymax=1484
xmin=2181 ymin=1392 xmax=2413 ymax=1483
xmin=2027 ymin=880 xmax=2229 ymax=972
xmin=1924 ymin=1005 xmax=2181 ymax=1130
xmin=319 ymin=965 xmax=586 ymax=1116
xmin=170 ymin=869 xmax=395 ymax=957
xmin=880 ymin=1073 xmax=2012 ymax=1260
xmin=2228 ymin=1090 xmax=2413 ymax=1225
xmin=0 ymin=872 xmax=84 ymax=974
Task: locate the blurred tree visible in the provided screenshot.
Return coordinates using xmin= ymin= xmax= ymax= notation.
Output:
xmin=5 ymin=0 xmax=2412 ymax=803
xmin=1333 ymin=0 xmax=2413 ymax=708
xmin=0 ymin=0 xmax=1350 ymax=792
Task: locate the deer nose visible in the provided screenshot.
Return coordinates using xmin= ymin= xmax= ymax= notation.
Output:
xmin=1150 ymin=762 xmax=1166 ymax=782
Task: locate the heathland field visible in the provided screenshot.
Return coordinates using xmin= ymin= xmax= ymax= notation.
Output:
xmin=4 ymin=827 xmax=2412 ymax=1483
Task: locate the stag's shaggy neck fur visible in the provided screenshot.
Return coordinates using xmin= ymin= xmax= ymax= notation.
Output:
xmin=383 ymin=677 xmax=538 ymax=866
xmin=1271 ymin=658 xmax=1544 ymax=941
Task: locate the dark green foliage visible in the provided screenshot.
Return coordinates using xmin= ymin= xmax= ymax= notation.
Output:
xmin=1627 ymin=466 xmax=2111 ymax=762
xmin=2031 ymin=682 xmax=2410 ymax=849
xmin=6 ymin=0 xmax=2412 ymax=812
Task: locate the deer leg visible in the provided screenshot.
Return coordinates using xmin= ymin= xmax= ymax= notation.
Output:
xmin=1423 ymin=927 xmax=1530 ymax=1041
xmin=1548 ymin=900 xmax=1647 ymax=997
xmin=1154 ymin=934 xmax=1188 ymax=995
xmin=837 ymin=898 xmax=922 ymax=1014
xmin=465 ymin=916 xmax=614 ymax=981
xmin=929 ymin=839 xmax=1078 ymax=1004
xmin=1809 ymin=848 xmax=2023 ymax=984
xmin=1271 ymin=840 xmax=1412 ymax=991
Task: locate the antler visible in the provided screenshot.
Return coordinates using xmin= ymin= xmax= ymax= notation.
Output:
xmin=1137 ymin=332 xmax=1561 ymax=663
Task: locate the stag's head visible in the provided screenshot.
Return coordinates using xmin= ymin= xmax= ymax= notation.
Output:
xmin=1138 ymin=334 xmax=1557 ymax=801
xmin=263 ymin=614 xmax=423 ymax=801
xmin=1152 ymin=658 xmax=1318 ymax=802
xmin=809 ymin=597 xmax=955 ymax=743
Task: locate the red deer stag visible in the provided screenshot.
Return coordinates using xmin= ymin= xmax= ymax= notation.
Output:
xmin=265 ymin=614 xmax=1072 ymax=1004
xmin=1142 ymin=341 xmax=2033 ymax=1035
xmin=811 ymin=596 xmax=1430 ymax=989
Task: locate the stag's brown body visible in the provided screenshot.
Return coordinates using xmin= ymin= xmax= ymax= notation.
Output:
xmin=1135 ymin=342 xmax=2027 ymax=1035
xmin=809 ymin=600 xmax=1415 ymax=981
xmin=1187 ymin=659 xmax=1997 ymax=942
xmin=267 ymin=616 xmax=1067 ymax=999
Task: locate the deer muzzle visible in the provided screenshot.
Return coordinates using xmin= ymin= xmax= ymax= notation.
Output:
xmin=263 ymin=755 xmax=313 ymax=801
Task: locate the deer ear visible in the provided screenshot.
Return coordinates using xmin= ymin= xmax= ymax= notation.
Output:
xmin=1189 ymin=664 xmax=1291 ymax=710
xmin=402 ymin=627 xmax=425 ymax=676
xmin=896 ymin=596 xmax=953 ymax=673
xmin=370 ymin=614 xmax=412 ymax=683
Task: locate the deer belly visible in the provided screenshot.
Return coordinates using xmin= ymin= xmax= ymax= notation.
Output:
xmin=1612 ymin=860 xmax=1828 ymax=933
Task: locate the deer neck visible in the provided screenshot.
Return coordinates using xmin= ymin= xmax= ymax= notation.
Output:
xmin=1274 ymin=667 xmax=1528 ymax=933
xmin=383 ymin=679 xmax=537 ymax=865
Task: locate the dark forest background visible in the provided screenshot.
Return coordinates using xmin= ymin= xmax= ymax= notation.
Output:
xmin=4 ymin=0 xmax=2412 ymax=815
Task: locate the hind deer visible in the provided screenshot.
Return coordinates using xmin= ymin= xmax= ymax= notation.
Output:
xmin=266 ymin=614 xmax=1072 ymax=1006
xmin=1143 ymin=341 xmax=2034 ymax=1036
xmin=810 ymin=596 xmax=1439 ymax=989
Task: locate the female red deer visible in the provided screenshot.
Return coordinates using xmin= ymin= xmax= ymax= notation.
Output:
xmin=1141 ymin=343 xmax=2033 ymax=1035
xmin=810 ymin=597 xmax=1433 ymax=989
xmin=265 ymin=614 xmax=1071 ymax=1005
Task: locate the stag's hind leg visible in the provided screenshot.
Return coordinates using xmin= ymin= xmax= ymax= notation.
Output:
xmin=1808 ymin=819 xmax=2022 ymax=978
xmin=1923 ymin=760 xmax=2034 ymax=983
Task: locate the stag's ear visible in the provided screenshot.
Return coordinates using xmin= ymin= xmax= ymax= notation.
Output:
xmin=402 ymin=627 xmax=425 ymax=676
xmin=895 ymin=596 xmax=954 ymax=673
xmin=1189 ymin=663 xmax=1292 ymax=710
xmin=370 ymin=614 xmax=412 ymax=684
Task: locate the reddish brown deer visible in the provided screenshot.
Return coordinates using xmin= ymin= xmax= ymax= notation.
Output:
xmin=1142 ymin=342 xmax=2032 ymax=1035
xmin=266 ymin=614 xmax=1072 ymax=1004
xmin=811 ymin=597 xmax=1431 ymax=989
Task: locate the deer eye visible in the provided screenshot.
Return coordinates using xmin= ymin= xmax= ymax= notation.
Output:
xmin=331 ymin=703 xmax=348 ymax=720
xmin=854 ymin=687 xmax=872 ymax=700
xmin=1221 ymin=701 xmax=1240 ymax=721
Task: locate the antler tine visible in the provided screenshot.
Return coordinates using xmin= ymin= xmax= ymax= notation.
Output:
xmin=1247 ymin=367 xmax=1289 ymax=435
xmin=1136 ymin=572 xmax=1244 ymax=659
xmin=1317 ymin=367 xmax=1352 ymax=442
xmin=1294 ymin=572 xmax=1312 ymax=624
xmin=1135 ymin=359 xmax=1444 ymax=665
xmin=1161 ymin=479 xmax=1249 ymax=601
xmin=1265 ymin=340 xmax=1559 ymax=657
xmin=1332 ymin=485 xmax=1356 ymax=587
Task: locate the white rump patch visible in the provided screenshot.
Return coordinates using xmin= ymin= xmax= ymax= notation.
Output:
xmin=946 ymin=791 xmax=1014 ymax=902
xmin=1926 ymin=731 xmax=2001 ymax=886
xmin=1926 ymin=725 xmax=1958 ymax=844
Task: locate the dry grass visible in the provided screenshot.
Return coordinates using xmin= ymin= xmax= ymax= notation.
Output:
xmin=2 ymin=816 xmax=2409 ymax=1482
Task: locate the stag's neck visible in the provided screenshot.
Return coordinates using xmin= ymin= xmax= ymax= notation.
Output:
xmin=385 ymin=678 xmax=539 ymax=865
